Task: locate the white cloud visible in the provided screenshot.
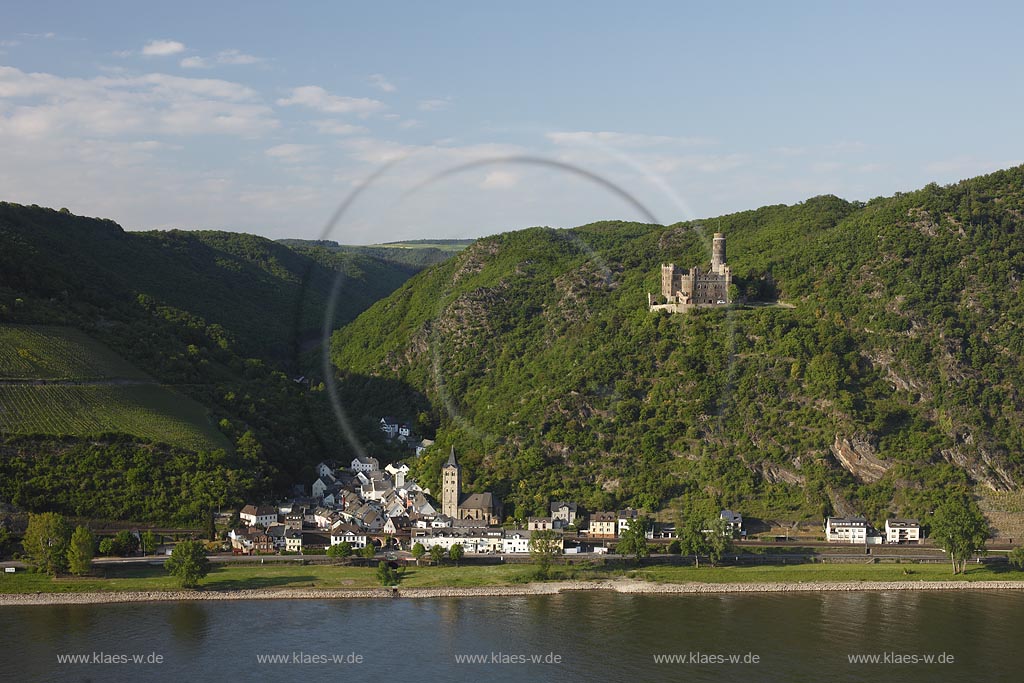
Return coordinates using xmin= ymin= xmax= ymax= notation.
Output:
xmin=313 ymin=119 xmax=367 ymax=136
xmin=398 ymin=118 xmax=421 ymax=129
xmin=20 ymin=32 xmax=56 ymax=39
xmin=417 ymin=97 xmax=451 ymax=112
xmin=265 ymin=143 xmax=319 ymax=163
xmin=0 ymin=65 xmax=277 ymax=137
xmin=479 ymin=170 xmax=518 ymax=190
xmin=142 ymin=39 xmax=186 ymax=56
xmin=368 ymin=73 xmax=396 ymax=92
xmin=277 ymin=85 xmax=385 ymax=115
xmin=547 ymin=130 xmax=714 ymax=148
xmin=217 ymin=49 xmax=262 ymax=65
xmin=180 ymin=56 xmax=210 ymax=69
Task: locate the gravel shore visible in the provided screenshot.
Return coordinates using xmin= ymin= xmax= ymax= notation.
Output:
xmin=4 ymin=579 xmax=1024 ymax=606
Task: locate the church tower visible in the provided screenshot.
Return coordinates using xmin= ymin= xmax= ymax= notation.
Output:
xmin=441 ymin=446 xmax=462 ymax=518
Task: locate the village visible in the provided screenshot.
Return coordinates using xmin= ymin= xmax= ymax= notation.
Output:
xmin=228 ymin=418 xmax=925 ymax=558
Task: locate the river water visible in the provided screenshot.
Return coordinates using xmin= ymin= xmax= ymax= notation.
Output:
xmin=1 ymin=591 xmax=1021 ymax=682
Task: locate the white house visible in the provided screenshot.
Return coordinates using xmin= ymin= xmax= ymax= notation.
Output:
xmin=415 ymin=439 xmax=435 ymax=456
xmin=825 ymin=516 xmax=870 ymax=544
xmin=380 ymin=417 xmax=399 ymax=439
xmin=330 ymin=522 xmax=368 ymax=549
xmin=239 ymin=504 xmax=279 ymax=528
xmin=502 ymin=530 xmax=533 ymax=554
xmin=285 ymin=529 xmax=303 ymax=553
xmin=617 ymin=509 xmax=641 ymax=534
xmin=884 ymin=518 xmax=921 ymax=544
xmin=720 ymin=509 xmax=744 ymax=535
xmin=397 ymin=423 xmax=412 ymax=442
xmin=316 ymin=462 xmax=336 ymax=479
xmin=351 ymin=456 xmax=380 ymax=473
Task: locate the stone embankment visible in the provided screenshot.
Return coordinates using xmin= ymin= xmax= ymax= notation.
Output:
xmin=4 ymin=579 xmax=1024 ymax=606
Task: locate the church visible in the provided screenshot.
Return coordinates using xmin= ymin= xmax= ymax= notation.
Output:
xmin=441 ymin=447 xmax=503 ymax=525
xmin=649 ymin=232 xmax=732 ymax=312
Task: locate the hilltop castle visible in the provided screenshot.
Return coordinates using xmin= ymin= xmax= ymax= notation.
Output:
xmin=441 ymin=447 xmax=503 ymax=525
xmin=649 ymin=232 xmax=732 ymax=312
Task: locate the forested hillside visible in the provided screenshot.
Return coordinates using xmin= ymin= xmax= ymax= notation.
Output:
xmin=0 ymin=203 xmax=428 ymax=521
xmin=332 ymin=166 xmax=1024 ymax=526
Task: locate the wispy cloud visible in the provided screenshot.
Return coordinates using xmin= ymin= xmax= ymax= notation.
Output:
xmin=0 ymin=65 xmax=277 ymax=137
xmin=216 ymin=49 xmax=262 ymax=65
xmin=417 ymin=97 xmax=451 ymax=112
xmin=180 ymin=56 xmax=209 ymax=69
xmin=265 ymin=143 xmax=319 ymax=164
xmin=547 ymin=130 xmax=715 ymax=148
xmin=142 ymin=39 xmax=186 ymax=57
xmin=277 ymin=85 xmax=385 ymax=115
xmin=313 ymin=119 xmax=367 ymax=136
xmin=368 ymin=73 xmax=396 ymax=92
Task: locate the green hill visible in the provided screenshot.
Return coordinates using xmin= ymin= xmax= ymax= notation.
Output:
xmin=0 ymin=203 xmax=432 ymax=521
xmin=0 ymin=324 xmax=228 ymax=452
xmin=331 ymin=166 xmax=1024 ymax=526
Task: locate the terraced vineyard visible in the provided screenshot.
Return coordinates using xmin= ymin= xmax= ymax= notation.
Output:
xmin=0 ymin=384 xmax=228 ymax=451
xmin=0 ymin=325 xmax=228 ymax=451
xmin=0 ymin=325 xmax=149 ymax=380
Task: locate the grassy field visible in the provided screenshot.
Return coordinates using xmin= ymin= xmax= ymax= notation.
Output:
xmin=0 ymin=384 xmax=228 ymax=451
xmin=0 ymin=325 xmax=149 ymax=380
xmin=2 ymin=561 xmax=1019 ymax=595
xmin=0 ymin=324 xmax=229 ymax=451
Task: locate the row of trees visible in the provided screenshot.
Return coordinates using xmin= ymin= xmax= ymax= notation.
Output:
xmin=19 ymin=512 xmax=210 ymax=587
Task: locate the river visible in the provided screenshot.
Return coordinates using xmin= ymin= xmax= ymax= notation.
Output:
xmin=1 ymin=590 xmax=1021 ymax=682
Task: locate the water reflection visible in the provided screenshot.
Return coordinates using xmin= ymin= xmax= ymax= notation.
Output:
xmin=167 ymin=602 xmax=208 ymax=647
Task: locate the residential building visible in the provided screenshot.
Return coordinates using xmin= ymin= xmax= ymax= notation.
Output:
xmin=550 ymin=501 xmax=577 ymax=529
xmin=351 ymin=456 xmax=380 ymax=473
xmin=720 ymin=509 xmax=743 ymax=535
xmin=589 ymin=512 xmax=618 ymax=538
xmin=825 ymin=516 xmax=870 ymax=544
xmin=239 ymin=504 xmax=279 ymax=528
xmin=884 ymin=518 xmax=921 ymax=544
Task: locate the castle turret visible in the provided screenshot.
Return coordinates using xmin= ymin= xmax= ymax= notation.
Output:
xmin=711 ymin=233 xmax=726 ymax=274
xmin=441 ymin=446 xmax=461 ymax=518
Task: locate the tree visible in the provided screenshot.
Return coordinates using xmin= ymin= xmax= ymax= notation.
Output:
xmin=22 ymin=512 xmax=71 ymax=575
xmin=0 ymin=525 xmax=12 ymax=558
xmin=529 ymin=529 xmax=562 ymax=578
xmin=667 ymin=539 xmax=682 ymax=555
xmin=164 ymin=540 xmax=211 ymax=588
xmin=412 ymin=542 xmax=426 ymax=565
xmin=66 ymin=526 xmax=95 ymax=576
xmin=449 ymin=543 xmax=464 ymax=566
xmin=703 ymin=517 xmax=732 ymax=566
xmin=615 ymin=517 xmax=650 ymax=563
xmin=429 ymin=544 xmax=445 ymax=565
xmin=1009 ymin=546 xmax=1024 ymax=570
xmin=930 ymin=495 xmax=989 ymax=574
xmin=327 ymin=541 xmax=353 ymax=558
xmin=376 ymin=561 xmax=401 ymax=586
xmin=98 ymin=538 xmax=116 ymax=556
xmin=114 ymin=530 xmax=139 ymax=556
xmin=360 ymin=543 xmax=377 ymax=559
xmin=680 ymin=518 xmax=709 ymax=568
xmin=140 ymin=531 xmax=158 ymax=556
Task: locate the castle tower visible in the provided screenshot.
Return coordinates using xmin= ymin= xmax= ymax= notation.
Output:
xmin=441 ymin=446 xmax=461 ymax=518
xmin=711 ymin=233 xmax=726 ymax=274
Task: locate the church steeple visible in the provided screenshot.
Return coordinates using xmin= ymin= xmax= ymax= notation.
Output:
xmin=441 ymin=446 xmax=462 ymax=517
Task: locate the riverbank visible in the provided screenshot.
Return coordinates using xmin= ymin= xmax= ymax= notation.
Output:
xmin=4 ymin=578 xmax=1024 ymax=606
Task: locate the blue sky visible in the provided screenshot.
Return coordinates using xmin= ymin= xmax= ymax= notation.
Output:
xmin=2 ymin=2 xmax=1022 ymax=243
